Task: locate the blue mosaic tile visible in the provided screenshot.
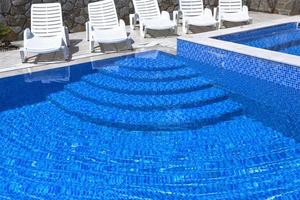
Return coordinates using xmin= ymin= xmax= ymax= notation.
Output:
xmin=0 ymin=50 xmax=300 ymax=199
xmin=177 ymin=39 xmax=300 ymax=90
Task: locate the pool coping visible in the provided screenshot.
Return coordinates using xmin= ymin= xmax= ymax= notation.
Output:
xmin=0 ymin=46 xmax=176 ymax=79
xmin=178 ymin=16 xmax=300 ymax=68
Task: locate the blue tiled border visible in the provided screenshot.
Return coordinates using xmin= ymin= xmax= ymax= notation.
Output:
xmin=177 ymin=39 xmax=300 ymax=90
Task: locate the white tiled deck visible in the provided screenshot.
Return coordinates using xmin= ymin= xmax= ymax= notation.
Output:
xmin=0 ymin=12 xmax=294 ymax=78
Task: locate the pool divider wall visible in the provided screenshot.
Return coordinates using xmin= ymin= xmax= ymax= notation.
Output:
xmin=177 ymin=38 xmax=300 ymax=138
xmin=177 ymin=39 xmax=300 ymax=90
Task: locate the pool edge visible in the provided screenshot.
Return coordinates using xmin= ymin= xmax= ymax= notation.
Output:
xmin=178 ymin=16 xmax=300 ymax=68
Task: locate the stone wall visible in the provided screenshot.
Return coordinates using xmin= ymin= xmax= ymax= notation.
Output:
xmin=249 ymin=0 xmax=300 ymax=15
xmin=0 ymin=0 xmax=216 ymax=40
xmin=0 ymin=0 xmax=300 ymax=41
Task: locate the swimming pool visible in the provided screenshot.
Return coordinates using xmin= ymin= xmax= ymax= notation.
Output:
xmin=214 ymin=22 xmax=300 ymax=56
xmin=1 ymin=50 xmax=300 ymax=199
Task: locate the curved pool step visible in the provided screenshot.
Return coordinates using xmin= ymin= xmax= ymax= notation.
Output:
xmin=0 ymin=128 xmax=299 ymax=192
xmin=97 ymin=66 xmax=202 ymax=82
xmin=1 ymin=166 xmax=300 ymax=200
xmin=114 ymin=56 xmax=186 ymax=71
xmin=0 ymin=104 xmax=292 ymax=157
xmin=0 ymin=141 xmax=299 ymax=187
xmin=1 ymin=113 xmax=300 ymax=166
xmin=1 ymin=124 xmax=299 ymax=179
xmin=0 ymin=107 xmax=295 ymax=163
xmin=2 ymin=128 xmax=299 ymax=180
xmin=65 ymin=82 xmax=228 ymax=111
xmin=0 ymin=106 xmax=296 ymax=164
xmin=0 ymin=136 xmax=299 ymax=183
xmin=1 ymin=104 xmax=300 ymax=199
xmin=82 ymin=73 xmax=212 ymax=95
xmin=48 ymin=91 xmax=243 ymax=131
xmin=242 ymin=30 xmax=300 ymax=51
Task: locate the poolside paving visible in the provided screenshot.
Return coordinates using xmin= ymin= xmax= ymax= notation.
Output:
xmin=0 ymin=12 xmax=294 ymax=78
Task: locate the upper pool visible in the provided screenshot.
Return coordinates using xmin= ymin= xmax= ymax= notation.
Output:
xmin=214 ymin=22 xmax=300 ymax=56
xmin=1 ymin=50 xmax=300 ymax=199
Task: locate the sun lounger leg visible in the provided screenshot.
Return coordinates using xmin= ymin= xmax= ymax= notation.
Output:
xmin=174 ymin=25 xmax=178 ymax=35
xmin=20 ymin=49 xmax=29 ymax=63
xmin=129 ymin=14 xmax=136 ymax=30
xmin=90 ymin=40 xmax=94 ymax=53
xmin=140 ymin=25 xmax=146 ymax=38
xmin=63 ymin=47 xmax=69 ymax=61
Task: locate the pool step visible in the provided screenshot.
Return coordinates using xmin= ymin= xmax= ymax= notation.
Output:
xmin=65 ymin=81 xmax=228 ymax=111
xmin=241 ymin=29 xmax=300 ymax=51
xmin=0 ymin=102 xmax=296 ymax=167
xmin=0 ymin=107 xmax=298 ymax=168
xmin=1 ymin=127 xmax=299 ymax=178
xmin=0 ymin=145 xmax=299 ymax=191
xmin=0 ymin=106 xmax=300 ymax=167
xmin=96 ymin=66 xmax=202 ymax=82
xmin=1 ymin=103 xmax=300 ymax=199
xmin=280 ymin=44 xmax=300 ymax=56
xmin=48 ymin=91 xmax=243 ymax=131
xmin=0 ymin=159 xmax=300 ymax=199
xmin=82 ymin=72 xmax=212 ymax=95
xmin=0 ymin=105 xmax=295 ymax=161
xmin=114 ymin=55 xmax=186 ymax=71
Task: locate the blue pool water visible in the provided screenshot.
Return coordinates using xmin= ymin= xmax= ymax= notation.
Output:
xmin=1 ymin=51 xmax=300 ymax=199
xmin=215 ymin=22 xmax=300 ymax=56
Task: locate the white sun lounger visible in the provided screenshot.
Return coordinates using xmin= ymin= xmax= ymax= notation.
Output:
xmin=217 ymin=0 xmax=252 ymax=28
xmin=86 ymin=0 xmax=130 ymax=53
xmin=20 ymin=3 xmax=69 ymax=63
xmin=130 ymin=0 xmax=177 ymax=38
xmin=173 ymin=0 xmax=218 ymax=34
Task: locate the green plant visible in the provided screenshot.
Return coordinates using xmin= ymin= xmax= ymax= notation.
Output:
xmin=0 ymin=23 xmax=11 ymax=40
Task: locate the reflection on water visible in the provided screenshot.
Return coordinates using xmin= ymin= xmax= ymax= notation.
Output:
xmin=24 ymin=67 xmax=70 ymax=84
xmin=91 ymin=61 xmax=119 ymax=72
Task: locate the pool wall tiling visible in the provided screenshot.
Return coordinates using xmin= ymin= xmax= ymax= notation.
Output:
xmin=177 ymin=38 xmax=300 ymax=141
xmin=178 ymin=17 xmax=300 ymax=68
xmin=177 ymin=39 xmax=300 ymax=90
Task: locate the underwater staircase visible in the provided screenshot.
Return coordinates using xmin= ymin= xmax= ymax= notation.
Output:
xmin=0 ymin=53 xmax=300 ymax=199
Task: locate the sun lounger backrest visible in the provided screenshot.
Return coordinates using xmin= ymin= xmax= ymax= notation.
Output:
xmin=88 ymin=0 xmax=119 ymax=30
xmin=179 ymin=0 xmax=204 ymax=18
xmin=219 ymin=0 xmax=242 ymax=14
xmin=132 ymin=0 xmax=161 ymax=21
xmin=31 ymin=3 xmax=63 ymax=37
